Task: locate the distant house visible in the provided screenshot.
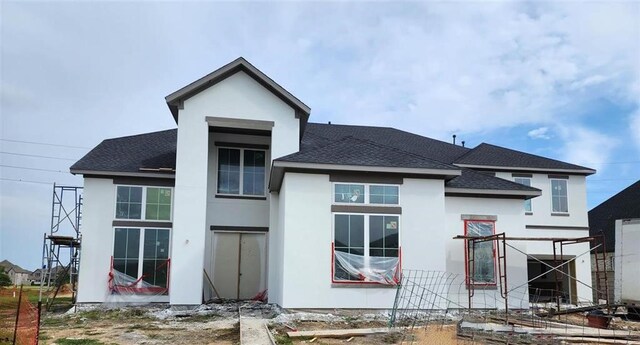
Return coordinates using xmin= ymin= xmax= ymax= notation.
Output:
xmin=589 ymin=180 xmax=640 ymax=303
xmin=71 ymin=57 xmax=596 ymax=308
xmin=0 ymin=260 xmax=32 ymax=286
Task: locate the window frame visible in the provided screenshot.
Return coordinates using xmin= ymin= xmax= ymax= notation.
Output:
xmin=111 ymin=227 xmax=172 ymax=293
xmin=550 ymin=179 xmax=569 ymax=213
xmin=463 ymin=220 xmax=497 ymax=287
xmin=331 ymin=212 xmax=402 ymax=285
xmin=513 ymin=177 xmax=533 ymax=213
xmin=216 ymin=147 xmax=267 ymax=197
xmin=114 ymin=185 xmax=174 ymax=222
xmin=332 ymin=183 xmax=400 ymax=205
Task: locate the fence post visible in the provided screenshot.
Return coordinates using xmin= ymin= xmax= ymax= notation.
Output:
xmin=36 ymin=301 xmax=42 ymax=345
xmin=12 ymin=285 xmax=23 ymax=345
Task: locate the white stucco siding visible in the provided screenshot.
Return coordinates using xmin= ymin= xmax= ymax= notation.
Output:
xmin=206 ymin=132 xmax=270 ymax=228
xmin=76 ymin=178 xmax=114 ymax=303
xmin=445 ymin=196 xmax=530 ymax=309
xmin=181 ymin=71 xmax=300 ymax=159
xmin=172 ymin=70 xmax=300 ymax=305
xmin=279 ymin=173 xmax=447 ymax=309
xmin=494 ymin=173 xmax=589 ymax=227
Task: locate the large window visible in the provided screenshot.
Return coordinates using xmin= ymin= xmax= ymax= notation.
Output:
xmin=113 ymin=228 xmax=170 ymax=290
xmin=217 ymin=148 xmax=266 ymax=196
xmin=116 ymin=186 xmax=173 ymax=221
xmin=333 ymin=184 xmax=399 ymax=205
xmin=333 ymin=214 xmax=400 ymax=284
xmin=514 ymin=177 xmax=532 ymax=213
xmin=551 ymin=179 xmax=568 ymax=213
xmin=465 ymin=221 xmax=496 ymax=286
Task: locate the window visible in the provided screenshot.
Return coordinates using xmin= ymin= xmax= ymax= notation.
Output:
xmin=514 ymin=177 xmax=532 ymax=212
xmin=113 ymin=228 xmax=170 ymax=291
xmin=116 ymin=186 xmax=142 ymax=219
xmin=465 ymin=221 xmax=496 ymax=286
xmin=333 ymin=214 xmax=400 ymax=284
xmin=551 ymin=179 xmax=568 ymax=213
xmin=333 ymin=184 xmax=399 ymax=205
xmin=217 ymin=148 xmax=266 ymax=196
xmin=115 ymin=186 xmax=172 ymax=221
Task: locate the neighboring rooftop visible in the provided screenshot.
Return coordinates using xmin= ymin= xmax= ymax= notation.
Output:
xmin=0 ymin=260 xmax=31 ymax=274
xmin=454 ymin=143 xmax=595 ymax=174
xmin=589 ymin=180 xmax=640 ymax=252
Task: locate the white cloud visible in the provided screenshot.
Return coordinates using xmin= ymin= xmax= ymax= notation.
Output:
xmin=528 ymin=127 xmax=551 ymax=140
xmin=557 ymin=126 xmax=618 ymax=173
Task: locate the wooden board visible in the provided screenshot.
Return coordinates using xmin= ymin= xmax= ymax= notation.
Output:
xmin=287 ymin=328 xmax=390 ymax=338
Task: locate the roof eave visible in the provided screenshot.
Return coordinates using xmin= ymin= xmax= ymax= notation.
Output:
xmin=70 ymin=169 xmax=176 ymax=179
xmin=445 ymin=187 xmax=542 ymax=199
xmin=454 ymin=163 xmax=596 ymax=175
xmin=268 ymin=161 xmax=461 ymax=192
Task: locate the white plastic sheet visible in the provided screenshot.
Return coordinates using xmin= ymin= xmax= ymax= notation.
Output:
xmin=334 ymin=251 xmax=400 ymax=285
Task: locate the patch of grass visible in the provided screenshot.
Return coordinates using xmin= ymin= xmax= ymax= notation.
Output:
xmin=55 ymin=338 xmax=107 ymax=345
xmin=274 ymin=334 xmax=293 ymax=345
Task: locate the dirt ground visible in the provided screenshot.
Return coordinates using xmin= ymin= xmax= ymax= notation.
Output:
xmin=37 ymin=302 xmax=640 ymax=345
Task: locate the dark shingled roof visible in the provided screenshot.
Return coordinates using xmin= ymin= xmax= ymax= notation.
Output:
xmin=277 ymin=136 xmax=459 ymax=170
xmin=303 ymin=123 xmax=470 ymax=164
xmin=589 ymin=180 xmax=640 ymax=252
xmin=71 ymin=129 xmax=177 ymax=174
xmin=446 ymin=169 xmax=541 ymax=192
xmin=454 ymin=143 xmax=595 ymax=173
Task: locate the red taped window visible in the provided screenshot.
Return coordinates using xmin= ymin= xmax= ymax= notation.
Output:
xmin=464 ymin=220 xmax=496 ymax=286
xmin=332 ymin=214 xmax=400 ymax=285
xmin=110 ymin=228 xmax=170 ymax=294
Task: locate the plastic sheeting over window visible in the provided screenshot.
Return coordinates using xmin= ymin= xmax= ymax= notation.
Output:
xmin=334 ymin=251 xmax=400 ymax=285
xmin=106 ymin=257 xmax=170 ymax=303
xmin=465 ymin=221 xmax=496 ymax=285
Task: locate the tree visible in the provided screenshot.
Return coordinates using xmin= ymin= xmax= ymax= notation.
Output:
xmin=0 ymin=267 xmax=11 ymax=286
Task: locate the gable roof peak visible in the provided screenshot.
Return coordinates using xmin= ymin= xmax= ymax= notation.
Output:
xmin=165 ymin=57 xmax=311 ymax=123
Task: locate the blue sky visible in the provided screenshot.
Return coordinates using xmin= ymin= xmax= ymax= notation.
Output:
xmin=1 ymin=1 xmax=639 ymax=270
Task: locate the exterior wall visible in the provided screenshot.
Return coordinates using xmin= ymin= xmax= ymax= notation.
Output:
xmin=614 ymin=219 xmax=640 ymax=304
xmin=76 ymin=177 xmax=171 ymax=303
xmin=7 ymin=270 xmax=30 ymax=286
xmin=76 ymin=178 xmax=114 ymax=303
xmin=172 ymin=71 xmax=299 ymax=305
xmin=278 ymin=172 xmax=447 ymax=309
xmin=206 ymin=132 xmax=271 ymax=228
xmin=445 ymin=196 xmax=530 ymax=309
xmin=494 ymin=173 xmax=589 ymax=227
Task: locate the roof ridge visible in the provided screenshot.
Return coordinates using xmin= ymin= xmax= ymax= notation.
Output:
xmin=102 ymin=128 xmax=177 ymax=143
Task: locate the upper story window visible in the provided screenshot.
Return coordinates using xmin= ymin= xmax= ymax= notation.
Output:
xmin=116 ymin=186 xmax=172 ymax=221
xmin=217 ymin=148 xmax=266 ymax=196
xmin=513 ymin=177 xmax=532 ymax=213
xmin=550 ymin=179 xmax=568 ymax=213
xmin=333 ymin=183 xmax=399 ymax=205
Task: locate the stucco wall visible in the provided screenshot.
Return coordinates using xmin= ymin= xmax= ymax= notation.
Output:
xmin=172 ymin=70 xmax=299 ymax=305
xmin=494 ymin=173 xmax=589 ymax=227
xmin=76 ymin=178 xmax=172 ymax=303
xmin=444 ymin=196 xmax=530 ymax=309
xmin=277 ymin=173 xmax=447 ymax=309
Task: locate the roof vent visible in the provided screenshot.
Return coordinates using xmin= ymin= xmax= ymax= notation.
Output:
xmin=462 ymin=141 xmax=465 ymax=148
xmin=328 ymin=121 xmax=332 ymax=125
xmin=452 ymin=134 xmax=457 ymax=145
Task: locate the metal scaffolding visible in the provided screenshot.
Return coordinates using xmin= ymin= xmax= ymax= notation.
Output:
xmin=39 ymin=183 xmax=83 ymax=309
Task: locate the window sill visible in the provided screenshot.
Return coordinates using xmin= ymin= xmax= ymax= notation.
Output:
xmin=215 ymin=194 xmax=267 ymax=200
xmin=525 ymin=212 xmax=533 ymax=216
xmin=551 ymin=213 xmax=570 ymax=217
xmin=331 ymin=283 xmax=398 ymax=288
xmin=112 ymin=220 xmax=173 ymax=228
